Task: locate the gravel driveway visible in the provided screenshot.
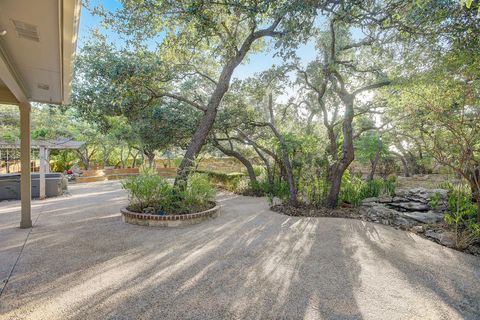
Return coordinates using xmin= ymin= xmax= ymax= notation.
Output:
xmin=1 ymin=181 xmax=479 ymax=319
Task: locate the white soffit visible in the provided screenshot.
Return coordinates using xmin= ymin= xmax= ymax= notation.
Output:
xmin=0 ymin=0 xmax=81 ymax=105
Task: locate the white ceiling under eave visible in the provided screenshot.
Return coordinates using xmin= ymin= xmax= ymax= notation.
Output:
xmin=0 ymin=0 xmax=81 ymax=105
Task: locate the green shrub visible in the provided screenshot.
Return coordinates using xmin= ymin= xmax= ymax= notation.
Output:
xmin=444 ymin=183 xmax=477 ymax=224
xmin=182 ymin=173 xmax=216 ymax=212
xmin=253 ymin=180 xmax=290 ymax=199
xmin=252 ymin=165 xmax=264 ymax=177
xmin=339 ymin=171 xmax=396 ymax=206
xmin=301 ymin=177 xmax=330 ymax=207
xmin=438 ymin=181 xmax=454 ymax=190
xmin=122 ymin=170 xmax=215 ymax=215
xmin=385 ymin=175 xmax=397 ymax=194
xmin=121 ymin=168 xmax=172 ymax=213
xmin=429 ymin=192 xmax=442 ymax=210
xmin=442 ymin=182 xmax=480 ymax=248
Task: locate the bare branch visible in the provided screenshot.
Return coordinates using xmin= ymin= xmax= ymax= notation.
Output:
xmin=155 ymin=92 xmax=207 ymax=112
xmin=339 ymin=38 xmax=375 ymax=51
xmin=352 ymin=80 xmax=391 ymax=96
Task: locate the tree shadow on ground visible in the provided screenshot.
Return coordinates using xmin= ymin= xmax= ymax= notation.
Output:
xmin=1 ymin=184 xmax=479 ymax=319
xmin=350 ymin=221 xmax=480 ymax=319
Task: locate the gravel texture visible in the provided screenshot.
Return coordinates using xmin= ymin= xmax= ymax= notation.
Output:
xmin=0 ymin=181 xmax=479 ymax=319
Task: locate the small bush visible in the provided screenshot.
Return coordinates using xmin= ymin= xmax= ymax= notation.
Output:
xmin=182 ymin=173 xmax=216 ymax=212
xmin=301 ymin=177 xmax=330 ymax=207
xmin=442 ymin=182 xmax=480 ymax=248
xmin=254 ymin=180 xmax=290 ymax=199
xmin=121 ymin=168 xmax=171 ymax=212
xmin=252 ymin=165 xmax=264 ymax=178
xmin=429 ymin=192 xmax=442 ymax=210
xmin=339 ymin=171 xmax=396 ymax=206
xmin=122 ymin=170 xmax=215 ymax=215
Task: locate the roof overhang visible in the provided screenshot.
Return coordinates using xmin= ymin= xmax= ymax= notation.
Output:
xmin=0 ymin=138 xmax=84 ymax=149
xmin=0 ymin=0 xmax=81 ymax=105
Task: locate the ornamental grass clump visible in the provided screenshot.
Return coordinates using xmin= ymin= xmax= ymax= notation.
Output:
xmin=122 ymin=168 xmax=215 ymax=215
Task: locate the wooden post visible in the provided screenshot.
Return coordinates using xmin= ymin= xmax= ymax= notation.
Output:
xmin=45 ymin=148 xmax=50 ymax=173
xmin=39 ymin=145 xmax=46 ymax=200
xmin=19 ymin=103 xmax=32 ymax=228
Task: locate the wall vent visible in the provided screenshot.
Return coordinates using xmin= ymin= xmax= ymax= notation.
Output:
xmin=37 ymin=83 xmax=50 ymax=91
xmin=12 ymin=20 xmax=39 ymax=42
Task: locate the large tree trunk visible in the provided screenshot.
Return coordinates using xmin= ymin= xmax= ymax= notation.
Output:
xmin=367 ymin=149 xmax=381 ymax=182
xmin=131 ymin=149 xmax=141 ymax=168
xmin=239 ymin=132 xmax=278 ymax=185
xmin=144 ymin=150 xmax=156 ymax=169
xmin=468 ymin=168 xmax=480 ymax=223
xmin=102 ymin=145 xmax=108 ymax=168
xmin=327 ymin=166 xmax=343 ymax=207
xmin=326 ymin=95 xmax=355 ymax=208
xmin=268 ymin=124 xmax=297 ymax=205
xmin=264 ymin=93 xmax=297 ymax=205
xmin=175 ymin=107 xmax=218 ymax=186
xmin=119 ymin=145 xmax=126 ymax=168
xmin=476 ymin=201 xmax=480 ymax=224
xmin=469 ymin=168 xmax=479 ymax=203
xmin=252 ymin=144 xmax=273 ymax=185
xmin=281 ymin=145 xmax=297 ymax=205
xmin=76 ymin=149 xmax=91 ymax=170
xmin=399 ymin=155 xmax=410 ymax=177
xmin=213 ymin=140 xmax=257 ymax=186
xmin=392 ymin=151 xmax=410 ymax=177
xmin=174 ymin=22 xmax=282 ymax=187
xmin=174 ymin=56 xmax=242 ymax=186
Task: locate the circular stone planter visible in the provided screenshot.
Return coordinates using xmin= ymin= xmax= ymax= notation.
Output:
xmin=121 ymin=204 xmax=220 ymax=227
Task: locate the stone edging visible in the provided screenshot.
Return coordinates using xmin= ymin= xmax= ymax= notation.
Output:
xmin=121 ymin=204 xmax=219 ymax=227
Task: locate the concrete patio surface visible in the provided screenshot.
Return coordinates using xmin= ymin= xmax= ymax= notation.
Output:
xmin=0 ymin=181 xmax=479 ymax=320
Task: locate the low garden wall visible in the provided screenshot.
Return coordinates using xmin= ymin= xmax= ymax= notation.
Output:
xmin=121 ymin=205 xmax=220 ymax=227
xmin=75 ymin=157 xmax=246 ymax=183
xmin=77 ymin=167 xmax=176 ymax=183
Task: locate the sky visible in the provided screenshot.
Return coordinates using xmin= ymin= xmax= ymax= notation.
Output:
xmin=78 ymin=1 xmax=320 ymax=80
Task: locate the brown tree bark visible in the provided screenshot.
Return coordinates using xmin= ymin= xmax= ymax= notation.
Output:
xmin=261 ymin=94 xmax=297 ymax=205
xmin=252 ymin=144 xmax=273 ymax=185
xmin=213 ymin=139 xmax=258 ymax=186
xmin=469 ymin=168 xmax=480 ymax=223
xmin=477 ymin=200 xmax=480 ymax=224
xmin=367 ymin=149 xmax=381 ymax=182
xmin=326 ymin=95 xmax=355 ymax=208
xmin=236 ymin=130 xmax=276 ymax=185
xmin=174 ymin=19 xmax=284 ymax=187
xmin=391 ymin=150 xmax=410 ymax=177
xmin=367 ymin=135 xmax=382 ymax=181
xmin=144 ymin=149 xmax=156 ymax=169
xmin=266 ymin=122 xmax=297 ymax=205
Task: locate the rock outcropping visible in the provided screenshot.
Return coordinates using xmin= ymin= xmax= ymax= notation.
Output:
xmin=360 ymin=188 xmax=448 ymax=229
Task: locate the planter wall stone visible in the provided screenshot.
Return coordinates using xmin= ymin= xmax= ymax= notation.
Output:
xmin=121 ymin=205 xmax=220 ymax=227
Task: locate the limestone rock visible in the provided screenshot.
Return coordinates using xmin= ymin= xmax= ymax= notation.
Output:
xmin=387 ymin=202 xmax=430 ymax=212
xmin=359 ymin=187 xmax=449 ymax=229
xmin=400 ymin=210 xmax=444 ymax=224
xmin=411 ymin=225 xmax=424 ymax=233
xmin=425 ymin=229 xmax=456 ymax=248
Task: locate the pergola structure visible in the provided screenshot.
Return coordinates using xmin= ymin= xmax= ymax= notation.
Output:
xmin=0 ymin=1 xmax=81 ymax=228
xmin=0 ymin=138 xmax=84 ymax=198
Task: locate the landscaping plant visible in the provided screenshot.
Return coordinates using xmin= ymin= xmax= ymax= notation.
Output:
xmin=122 ymin=168 xmax=215 ymax=215
xmin=442 ymin=183 xmax=480 ymax=249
